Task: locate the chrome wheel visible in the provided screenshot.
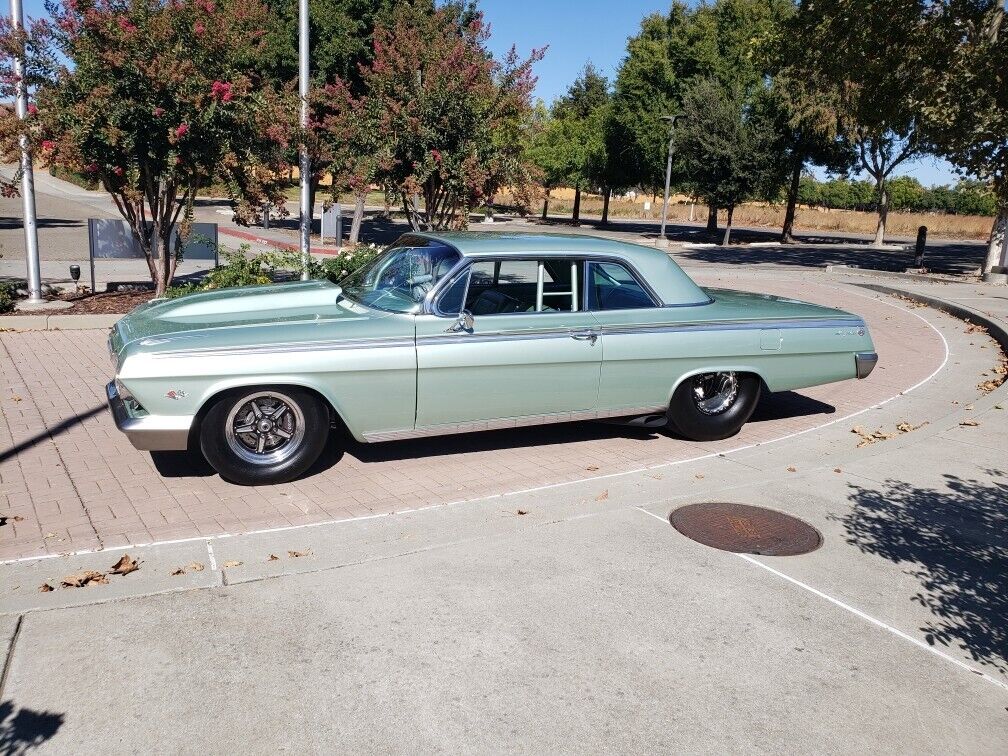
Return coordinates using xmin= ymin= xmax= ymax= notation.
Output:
xmin=224 ymin=391 xmax=306 ymax=466
xmin=691 ymin=372 xmax=739 ymax=416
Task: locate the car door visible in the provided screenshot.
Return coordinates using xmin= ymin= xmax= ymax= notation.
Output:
xmin=587 ymin=259 xmax=677 ymax=415
xmin=414 ymin=257 xmax=602 ymax=429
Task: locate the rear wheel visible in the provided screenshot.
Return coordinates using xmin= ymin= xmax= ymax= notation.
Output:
xmin=200 ymin=387 xmax=329 ymax=485
xmin=667 ymin=371 xmax=761 ymax=442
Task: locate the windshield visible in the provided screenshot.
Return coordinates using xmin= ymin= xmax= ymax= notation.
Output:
xmin=340 ymin=236 xmax=461 ymax=313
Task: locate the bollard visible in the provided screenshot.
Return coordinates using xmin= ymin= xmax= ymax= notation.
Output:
xmin=262 ymin=203 xmax=270 ymax=229
xmin=914 ymin=225 xmax=927 ymax=268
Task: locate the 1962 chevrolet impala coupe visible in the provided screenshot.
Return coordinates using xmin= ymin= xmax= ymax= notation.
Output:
xmin=107 ymin=232 xmax=877 ymax=485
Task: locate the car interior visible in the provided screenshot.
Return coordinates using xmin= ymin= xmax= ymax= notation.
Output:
xmin=444 ymin=258 xmax=656 ymax=315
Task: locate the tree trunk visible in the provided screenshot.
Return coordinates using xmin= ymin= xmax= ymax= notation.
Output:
xmin=572 ymin=183 xmax=581 ymax=226
xmin=873 ymin=180 xmax=889 ymax=247
xmin=601 ymin=187 xmax=611 ymax=225
xmin=721 ymin=204 xmax=734 ymax=247
xmin=706 ymin=203 xmax=718 ymax=235
xmin=541 ymin=189 xmax=550 ymax=220
xmin=984 ymin=200 xmax=1008 ymax=274
xmin=348 ymin=192 xmax=366 ymax=246
xmin=781 ymin=159 xmax=802 ymax=244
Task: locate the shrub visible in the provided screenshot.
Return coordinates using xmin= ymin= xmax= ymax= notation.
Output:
xmin=48 ymin=165 xmax=98 ymax=191
xmin=0 ymin=281 xmax=15 ymax=313
xmin=162 ymin=243 xmax=386 ymax=298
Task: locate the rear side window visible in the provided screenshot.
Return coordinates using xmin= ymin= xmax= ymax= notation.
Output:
xmin=587 ymin=261 xmax=656 ymax=311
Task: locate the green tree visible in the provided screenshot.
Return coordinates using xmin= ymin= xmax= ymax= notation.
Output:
xmin=607 ymin=0 xmax=788 ymax=234
xmin=920 ymin=2 xmax=1007 ymax=273
xmin=547 ymin=63 xmax=610 ymax=226
xmin=784 ymin=0 xmax=929 ymax=247
xmin=4 ymin=0 xmax=290 ymax=295
xmin=675 ymin=77 xmax=786 ymax=245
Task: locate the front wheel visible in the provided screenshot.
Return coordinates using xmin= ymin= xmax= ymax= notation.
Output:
xmin=667 ymin=371 xmax=761 ymax=442
xmin=200 ymin=387 xmax=330 ymax=485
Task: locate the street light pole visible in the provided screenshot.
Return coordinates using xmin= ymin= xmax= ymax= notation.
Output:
xmin=658 ymin=113 xmax=680 ymax=243
xmin=298 ymin=0 xmax=310 ymax=280
xmin=11 ymin=0 xmax=43 ymax=303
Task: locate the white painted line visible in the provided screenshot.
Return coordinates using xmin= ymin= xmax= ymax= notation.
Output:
xmin=0 ymin=287 xmax=952 ymax=568
xmin=737 ymin=554 xmax=1008 ymax=693
xmin=633 ymin=506 xmax=1008 ymax=693
xmin=205 ymin=540 xmax=218 ymax=571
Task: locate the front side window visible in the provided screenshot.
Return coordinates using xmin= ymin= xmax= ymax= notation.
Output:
xmin=587 ymin=261 xmax=656 ymax=311
xmin=462 ymin=259 xmax=583 ymax=315
xmin=340 ymin=235 xmax=460 ymax=313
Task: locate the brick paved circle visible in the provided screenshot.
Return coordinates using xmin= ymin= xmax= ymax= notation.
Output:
xmin=0 ymin=276 xmax=948 ymax=561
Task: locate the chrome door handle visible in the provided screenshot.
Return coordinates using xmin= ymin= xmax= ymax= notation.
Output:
xmin=569 ymin=330 xmax=598 ymax=344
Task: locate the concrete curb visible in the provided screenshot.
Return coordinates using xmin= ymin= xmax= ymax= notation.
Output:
xmin=0 ymin=313 xmax=121 ymax=331
xmin=853 ymin=282 xmax=1008 ymax=355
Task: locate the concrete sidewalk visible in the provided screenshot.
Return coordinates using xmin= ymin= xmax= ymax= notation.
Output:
xmin=0 ymin=273 xmax=1006 ymax=751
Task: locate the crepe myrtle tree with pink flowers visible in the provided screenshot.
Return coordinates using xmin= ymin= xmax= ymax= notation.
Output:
xmin=319 ymin=6 xmax=545 ymax=231
xmin=8 ymin=0 xmax=293 ymax=295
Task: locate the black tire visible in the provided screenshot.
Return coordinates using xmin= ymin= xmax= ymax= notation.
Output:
xmin=667 ymin=371 xmax=761 ymax=442
xmin=199 ymin=386 xmax=330 ymax=485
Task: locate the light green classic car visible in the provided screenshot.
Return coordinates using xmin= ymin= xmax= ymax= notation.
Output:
xmin=107 ymin=232 xmax=877 ymax=485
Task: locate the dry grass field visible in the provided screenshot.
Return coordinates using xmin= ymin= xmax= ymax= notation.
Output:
xmin=533 ymin=192 xmax=993 ymax=241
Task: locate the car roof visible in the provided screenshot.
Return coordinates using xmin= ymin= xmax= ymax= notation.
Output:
xmin=408 ymin=231 xmax=711 ymax=306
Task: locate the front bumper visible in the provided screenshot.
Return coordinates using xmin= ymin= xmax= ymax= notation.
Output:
xmin=106 ymin=381 xmax=193 ymax=451
xmin=855 ymin=352 xmax=878 ymax=379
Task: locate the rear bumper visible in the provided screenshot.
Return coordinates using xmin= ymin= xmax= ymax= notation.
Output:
xmin=106 ymin=381 xmax=192 ymax=451
xmin=855 ymin=352 xmax=878 ymax=379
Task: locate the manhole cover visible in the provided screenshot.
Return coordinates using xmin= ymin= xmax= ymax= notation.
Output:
xmin=669 ymin=502 xmax=822 ymax=556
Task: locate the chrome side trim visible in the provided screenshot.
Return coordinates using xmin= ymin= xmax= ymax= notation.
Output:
xmin=418 ymin=327 xmax=596 ymax=346
xmin=106 ymin=381 xmax=192 ymax=451
xmin=855 ymin=351 xmax=878 ymax=379
xmin=151 ymin=336 xmax=416 ymax=359
xmin=362 ymin=405 xmax=668 ymax=443
xmin=600 ymin=317 xmax=865 ymax=337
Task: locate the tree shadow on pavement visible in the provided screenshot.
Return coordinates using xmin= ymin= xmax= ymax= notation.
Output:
xmin=0 ymin=701 xmax=64 ymax=755
xmin=841 ymin=471 xmax=1008 ymax=674
xmin=0 ymin=406 xmax=104 ymax=465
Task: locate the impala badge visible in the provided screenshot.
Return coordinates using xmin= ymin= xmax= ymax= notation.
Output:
xmin=166 ymin=389 xmax=187 ymax=400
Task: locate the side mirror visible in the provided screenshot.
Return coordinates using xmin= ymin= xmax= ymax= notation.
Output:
xmin=446 ymin=309 xmax=474 ymax=333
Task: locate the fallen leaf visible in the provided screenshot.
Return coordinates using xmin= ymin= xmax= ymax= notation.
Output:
xmin=11 ymin=395 xmax=21 ymax=402
xmin=786 ymin=466 xmax=797 ymax=473
xmin=595 ymin=490 xmax=609 ymax=501
xmin=287 ymin=549 xmax=312 ymax=558
xmin=109 ymin=554 xmax=140 ymax=576
xmin=586 ymin=465 xmax=599 ymax=472
xmin=516 ymin=510 xmax=528 ymax=516
xmin=223 ymin=560 xmax=243 ymax=568
xmin=833 ymin=468 xmax=842 ymax=474
xmin=650 ymin=473 xmax=664 ymax=480
xmin=39 ymin=583 xmax=54 ymax=593
xmin=268 ymin=554 xmax=280 ymax=561
xmin=995 ymin=404 xmax=1004 ymax=410
xmin=187 ymin=561 xmax=205 ymax=572
xmin=60 ymin=570 xmax=108 ymax=588
xmin=13 ymin=515 xmax=23 ymax=522
xmin=170 ymin=567 xmax=185 ymax=576
xmin=960 ymin=419 xmax=980 ymax=427
xmin=694 ymin=473 xmax=704 ymax=480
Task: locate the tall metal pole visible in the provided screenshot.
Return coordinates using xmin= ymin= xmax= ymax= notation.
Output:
xmin=11 ymin=0 xmax=43 ymax=303
xmin=298 ymin=0 xmax=311 ymax=279
xmin=659 ymin=134 xmax=674 ymax=242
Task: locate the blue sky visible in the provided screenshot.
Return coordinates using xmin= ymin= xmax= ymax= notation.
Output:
xmin=19 ymin=0 xmax=960 ymax=186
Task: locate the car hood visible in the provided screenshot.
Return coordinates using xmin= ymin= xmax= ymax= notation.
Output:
xmin=701 ymin=287 xmax=863 ymax=323
xmin=110 ymin=280 xmax=407 ymax=361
